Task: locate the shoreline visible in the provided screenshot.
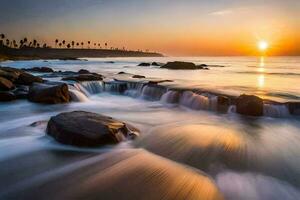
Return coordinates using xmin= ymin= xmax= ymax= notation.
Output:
xmin=0 ymin=46 xmax=164 ymax=61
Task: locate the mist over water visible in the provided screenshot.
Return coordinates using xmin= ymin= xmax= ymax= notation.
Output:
xmin=0 ymin=57 xmax=300 ymax=199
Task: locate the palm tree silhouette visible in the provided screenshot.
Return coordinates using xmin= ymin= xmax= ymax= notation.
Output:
xmin=55 ymin=39 xmax=59 ymax=48
xmin=33 ymin=39 xmax=37 ymax=48
xmin=88 ymin=41 xmax=91 ymax=48
xmin=71 ymin=41 xmax=75 ymax=49
xmin=6 ymin=39 xmax=10 ymax=47
xmin=98 ymin=43 xmax=100 ymax=49
xmin=62 ymin=40 xmax=66 ymax=48
xmin=81 ymin=42 xmax=84 ymax=49
xmin=23 ymin=38 xmax=28 ymax=46
xmin=67 ymin=43 xmax=71 ymax=49
xmin=19 ymin=40 xmax=24 ymax=48
xmin=0 ymin=34 xmax=5 ymax=46
xmin=59 ymin=43 xmax=62 ymax=48
xmin=105 ymin=43 xmax=108 ymax=49
xmin=76 ymin=42 xmax=79 ymax=48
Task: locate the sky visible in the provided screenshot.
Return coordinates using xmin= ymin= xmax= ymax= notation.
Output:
xmin=0 ymin=0 xmax=300 ymax=56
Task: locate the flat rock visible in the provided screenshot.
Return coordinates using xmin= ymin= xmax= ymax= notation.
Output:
xmin=138 ymin=63 xmax=151 ymax=66
xmin=28 ymin=83 xmax=70 ymax=104
xmin=46 ymin=111 xmax=139 ymax=147
xmin=62 ymin=74 xmax=103 ymax=82
xmin=15 ymin=72 xmax=43 ymax=85
xmin=161 ymin=61 xmax=205 ymax=70
xmin=23 ymin=67 xmax=54 ymax=73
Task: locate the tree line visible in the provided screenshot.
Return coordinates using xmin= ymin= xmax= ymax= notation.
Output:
xmin=0 ymin=33 xmax=150 ymax=52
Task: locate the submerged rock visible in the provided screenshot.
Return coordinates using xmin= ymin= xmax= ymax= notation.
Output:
xmin=161 ymin=61 xmax=206 ymax=70
xmin=151 ymin=62 xmax=161 ymax=66
xmin=132 ymin=75 xmax=145 ymax=78
xmin=62 ymin=74 xmax=103 ymax=82
xmin=15 ymin=72 xmax=43 ymax=85
xmin=23 ymin=67 xmax=54 ymax=73
xmin=217 ymin=95 xmax=230 ymax=113
xmin=0 ymin=77 xmax=15 ymax=90
xmin=28 ymin=83 xmax=70 ymax=104
xmin=47 ymin=111 xmax=139 ymax=147
xmin=288 ymin=102 xmax=300 ymax=115
xmin=0 ymin=91 xmax=16 ymax=101
xmin=236 ymin=94 xmax=263 ymax=116
xmin=78 ymin=69 xmax=90 ymax=74
xmin=138 ymin=63 xmax=151 ymax=67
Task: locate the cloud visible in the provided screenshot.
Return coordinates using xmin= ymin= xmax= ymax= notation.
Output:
xmin=209 ymin=9 xmax=233 ymax=16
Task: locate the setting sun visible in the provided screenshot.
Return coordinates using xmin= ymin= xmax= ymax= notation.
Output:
xmin=258 ymin=40 xmax=269 ymax=51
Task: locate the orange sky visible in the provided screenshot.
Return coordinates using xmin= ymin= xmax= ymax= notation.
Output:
xmin=1 ymin=0 xmax=300 ymax=56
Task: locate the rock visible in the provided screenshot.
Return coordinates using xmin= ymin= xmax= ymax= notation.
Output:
xmin=23 ymin=67 xmax=54 ymax=73
xmin=0 ymin=77 xmax=14 ymax=90
xmin=132 ymin=75 xmax=145 ymax=78
xmin=138 ymin=63 xmax=151 ymax=67
xmin=78 ymin=69 xmax=90 ymax=74
xmin=13 ymin=85 xmax=29 ymax=99
xmin=62 ymin=74 xmax=103 ymax=82
xmin=28 ymin=83 xmax=70 ymax=104
xmin=15 ymin=72 xmax=43 ymax=85
xmin=217 ymin=95 xmax=230 ymax=113
xmin=0 ymin=67 xmax=22 ymax=81
xmin=288 ymin=102 xmax=300 ymax=115
xmin=118 ymin=71 xmax=126 ymax=74
xmin=105 ymin=61 xmax=115 ymax=63
xmin=161 ymin=61 xmax=205 ymax=70
xmin=46 ymin=111 xmax=139 ymax=147
xmin=236 ymin=94 xmax=263 ymax=116
xmin=0 ymin=91 xmax=16 ymax=101
xmin=151 ymin=62 xmax=161 ymax=66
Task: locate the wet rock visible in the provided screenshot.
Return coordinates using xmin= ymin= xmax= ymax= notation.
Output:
xmin=236 ymin=94 xmax=263 ymax=116
xmin=15 ymin=72 xmax=43 ymax=85
xmin=132 ymin=75 xmax=145 ymax=79
xmin=62 ymin=74 xmax=103 ymax=82
xmin=0 ymin=77 xmax=15 ymax=90
xmin=0 ymin=91 xmax=16 ymax=101
xmin=161 ymin=61 xmax=205 ymax=70
xmin=0 ymin=67 xmax=22 ymax=82
xmin=28 ymin=83 xmax=70 ymax=104
xmin=151 ymin=62 xmax=161 ymax=66
xmin=105 ymin=61 xmax=115 ymax=63
xmin=118 ymin=71 xmax=126 ymax=74
xmin=23 ymin=67 xmax=54 ymax=73
xmin=138 ymin=63 xmax=151 ymax=67
xmin=78 ymin=69 xmax=90 ymax=74
xmin=288 ymin=102 xmax=300 ymax=115
xmin=217 ymin=95 xmax=230 ymax=113
xmin=46 ymin=111 xmax=139 ymax=147
xmin=13 ymin=86 xmax=29 ymax=99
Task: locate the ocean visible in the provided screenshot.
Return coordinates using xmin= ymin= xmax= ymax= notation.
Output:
xmin=0 ymin=57 xmax=299 ymax=199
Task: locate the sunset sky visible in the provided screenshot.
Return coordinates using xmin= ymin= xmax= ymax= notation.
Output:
xmin=1 ymin=0 xmax=299 ymax=56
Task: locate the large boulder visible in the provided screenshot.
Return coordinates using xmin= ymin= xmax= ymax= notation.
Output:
xmin=217 ymin=95 xmax=230 ymax=113
xmin=78 ymin=69 xmax=90 ymax=74
xmin=0 ymin=77 xmax=15 ymax=90
xmin=46 ymin=111 xmax=139 ymax=147
xmin=28 ymin=83 xmax=70 ymax=104
xmin=161 ymin=61 xmax=205 ymax=70
xmin=0 ymin=91 xmax=16 ymax=101
xmin=236 ymin=94 xmax=263 ymax=116
xmin=15 ymin=72 xmax=43 ymax=85
xmin=62 ymin=74 xmax=103 ymax=82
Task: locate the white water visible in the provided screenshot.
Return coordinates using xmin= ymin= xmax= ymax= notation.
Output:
xmin=0 ymin=57 xmax=300 ymax=199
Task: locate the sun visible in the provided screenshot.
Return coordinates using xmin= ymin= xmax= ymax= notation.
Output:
xmin=258 ymin=40 xmax=269 ymax=51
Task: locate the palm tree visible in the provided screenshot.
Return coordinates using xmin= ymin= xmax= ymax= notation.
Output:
xmin=98 ymin=43 xmax=100 ymax=49
xmin=71 ymin=41 xmax=75 ymax=49
xmin=23 ymin=37 xmax=28 ymax=46
xmin=59 ymin=43 xmax=62 ymax=48
xmin=55 ymin=39 xmax=59 ymax=48
xmin=62 ymin=40 xmax=66 ymax=48
xmin=81 ymin=42 xmax=84 ymax=49
xmin=6 ymin=39 xmax=9 ymax=47
xmin=67 ymin=44 xmax=71 ymax=49
xmin=0 ymin=33 xmax=5 ymax=46
xmin=33 ymin=39 xmax=37 ymax=48
xmin=19 ymin=40 xmax=24 ymax=48
xmin=105 ymin=42 xmax=108 ymax=49
xmin=87 ymin=41 xmax=91 ymax=48
xmin=76 ymin=42 xmax=79 ymax=48
xmin=37 ymin=43 xmax=40 ymax=48
xmin=43 ymin=43 xmax=47 ymax=48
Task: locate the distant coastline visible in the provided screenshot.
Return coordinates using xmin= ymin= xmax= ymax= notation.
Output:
xmin=0 ymin=46 xmax=163 ymax=61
